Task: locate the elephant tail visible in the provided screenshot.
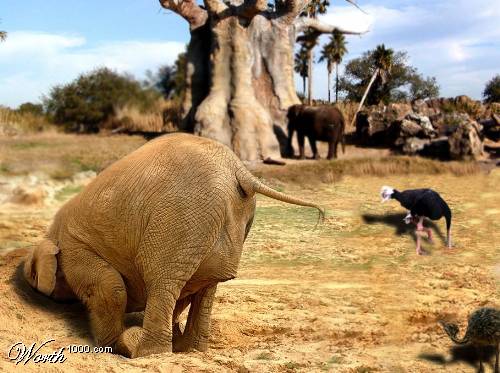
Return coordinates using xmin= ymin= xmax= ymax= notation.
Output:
xmin=236 ymin=166 xmax=325 ymax=223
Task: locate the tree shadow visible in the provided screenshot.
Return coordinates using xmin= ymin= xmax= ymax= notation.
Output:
xmin=418 ymin=344 xmax=497 ymax=372
xmin=361 ymin=212 xmax=446 ymax=244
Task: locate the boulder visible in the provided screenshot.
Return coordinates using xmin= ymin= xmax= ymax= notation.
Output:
xmin=402 ymin=137 xmax=431 ymax=155
xmin=448 ymin=117 xmax=484 ymax=160
xmin=356 ymin=103 xmax=412 ymax=146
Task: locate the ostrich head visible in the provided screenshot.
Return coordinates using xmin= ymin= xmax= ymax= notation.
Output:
xmin=380 ymin=186 xmax=394 ymax=203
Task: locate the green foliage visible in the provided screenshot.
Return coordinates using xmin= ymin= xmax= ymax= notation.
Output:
xmin=303 ymin=0 xmax=330 ymax=17
xmin=339 ymin=46 xmax=440 ymax=104
xmin=145 ymin=50 xmax=187 ymax=100
xmin=295 ymin=45 xmax=309 ymax=95
xmin=17 ymin=102 xmax=44 ymax=116
xmin=44 ymin=67 xmax=160 ymax=133
xmin=483 ymin=75 xmax=500 ymax=103
xmin=319 ymin=31 xmax=348 ymax=72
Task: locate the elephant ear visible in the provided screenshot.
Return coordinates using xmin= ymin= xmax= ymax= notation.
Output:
xmin=24 ymin=239 xmax=60 ymax=296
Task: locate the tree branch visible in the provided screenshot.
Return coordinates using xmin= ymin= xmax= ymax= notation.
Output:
xmin=159 ymin=0 xmax=208 ymax=30
xmin=294 ymin=17 xmax=368 ymax=36
xmin=236 ymin=0 xmax=268 ymax=19
xmin=203 ymin=0 xmax=229 ymax=15
xmin=279 ymin=0 xmax=308 ymax=24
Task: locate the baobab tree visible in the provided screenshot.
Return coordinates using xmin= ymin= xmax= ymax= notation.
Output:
xmin=159 ymin=0 xmax=365 ymax=161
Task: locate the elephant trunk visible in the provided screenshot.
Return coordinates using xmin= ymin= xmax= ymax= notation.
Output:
xmin=235 ymin=165 xmax=325 ymax=222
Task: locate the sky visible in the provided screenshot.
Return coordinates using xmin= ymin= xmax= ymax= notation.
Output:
xmin=0 ymin=0 xmax=499 ymax=107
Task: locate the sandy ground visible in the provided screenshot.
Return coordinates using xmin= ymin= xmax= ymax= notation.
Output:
xmin=0 ymin=142 xmax=499 ymax=372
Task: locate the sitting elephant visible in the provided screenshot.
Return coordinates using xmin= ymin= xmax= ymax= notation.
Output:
xmin=23 ymin=133 xmax=323 ymax=358
xmin=287 ymin=104 xmax=346 ymax=160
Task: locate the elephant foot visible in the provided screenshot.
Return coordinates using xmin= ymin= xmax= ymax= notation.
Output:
xmin=115 ymin=326 xmax=172 ymax=358
xmin=114 ymin=326 xmax=144 ymax=358
xmin=173 ymin=331 xmax=208 ymax=353
xmin=135 ymin=339 xmax=172 ymax=358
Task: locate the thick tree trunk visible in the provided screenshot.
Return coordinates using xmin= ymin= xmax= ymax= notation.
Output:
xmin=307 ymin=49 xmax=313 ymax=105
xmin=327 ymin=65 xmax=331 ymax=103
xmin=160 ymin=0 xmax=366 ymax=161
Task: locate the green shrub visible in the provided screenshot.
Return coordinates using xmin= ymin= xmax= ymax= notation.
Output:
xmin=44 ymin=67 xmax=161 ymax=133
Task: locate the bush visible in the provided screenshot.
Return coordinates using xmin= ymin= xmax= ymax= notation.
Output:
xmin=338 ymin=48 xmax=440 ymax=104
xmin=44 ymin=67 xmax=161 ymax=133
xmin=483 ymin=75 xmax=500 ymax=103
xmin=17 ymin=102 xmax=44 ymax=116
xmin=0 ymin=105 xmax=52 ymax=136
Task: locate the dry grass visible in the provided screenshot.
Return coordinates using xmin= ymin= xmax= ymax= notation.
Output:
xmin=1 ymin=168 xmax=498 ymax=372
xmin=0 ymin=106 xmax=54 ymax=136
xmin=335 ymin=101 xmax=359 ymax=133
xmin=112 ymin=99 xmax=180 ymax=132
xmin=252 ymin=156 xmax=482 ymax=186
xmin=0 ymin=133 xmax=146 ymax=179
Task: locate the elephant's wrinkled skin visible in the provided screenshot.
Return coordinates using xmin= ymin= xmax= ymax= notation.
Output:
xmin=287 ymin=104 xmax=346 ymax=160
xmin=23 ymin=133 xmax=323 ymax=358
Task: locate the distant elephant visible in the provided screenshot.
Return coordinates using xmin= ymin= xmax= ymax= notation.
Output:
xmin=287 ymin=104 xmax=346 ymax=160
xmin=23 ymin=133 xmax=323 ymax=358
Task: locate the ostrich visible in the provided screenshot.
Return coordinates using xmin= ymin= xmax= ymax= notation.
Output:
xmin=439 ymin=307 xmax=500 ymax=373
xmin=380 ymin=186 xmax=452 ymax=255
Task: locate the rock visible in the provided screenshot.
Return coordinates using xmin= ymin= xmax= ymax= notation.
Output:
xmin=480 ymin=112 xmax=500 ymax=142
xmin=9 ymin=186 xmax=46 ymax=205
xmin=448 ymin=117 xmax=484 ymax=160
xmin=403 ymin=137 xmax=431 ymax=155
xmin=418 ymin=137 xmax=450 ymax=159
xmin=406 ymin=113 xmax=435 ymax=135
xmin=356 ymin=103 xmax=412 ymax=146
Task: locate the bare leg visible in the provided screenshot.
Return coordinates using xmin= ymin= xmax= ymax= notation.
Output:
xmin=174 ymin=284 xmax=218 ymax=352
xmin=423 ymin=227 xmax=434 ymax=243
xmin=446 ymin=227 xmax=452 ymax=249
xmin=415 ymin=217 xmax=425 ymax=255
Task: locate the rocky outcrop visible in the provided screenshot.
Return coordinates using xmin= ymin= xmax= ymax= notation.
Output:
xmin=355 ymin=95 xmax=496 ymax=160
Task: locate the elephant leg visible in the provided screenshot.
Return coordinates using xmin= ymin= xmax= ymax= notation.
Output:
xmin=174 ymin=284 xmax=218 ymax=352
xmin=298 ymin=134 xmax=305 ymax=159
xmin=133 ymin=278 xmax=184 ymax=357
xmin=327 ymin=141 xmax=335 ymax=160
xmin=308 ymin=137 xmax=319 ymax=159
xmin=62 ymin=247 xmax=127 ymax=349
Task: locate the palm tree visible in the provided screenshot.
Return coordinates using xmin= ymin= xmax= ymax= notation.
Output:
xmin=351 ymin=44 xmax=393 ymax=126
xmin=0 ymin=19 xmax=6 ymax=42
xmin=319 ymin=30 xmax=347 ymax=102
xmin=303 ymin=0 xmax=330 ymax=105
xmin=294 ymin=46 xmax=309 ymax=96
